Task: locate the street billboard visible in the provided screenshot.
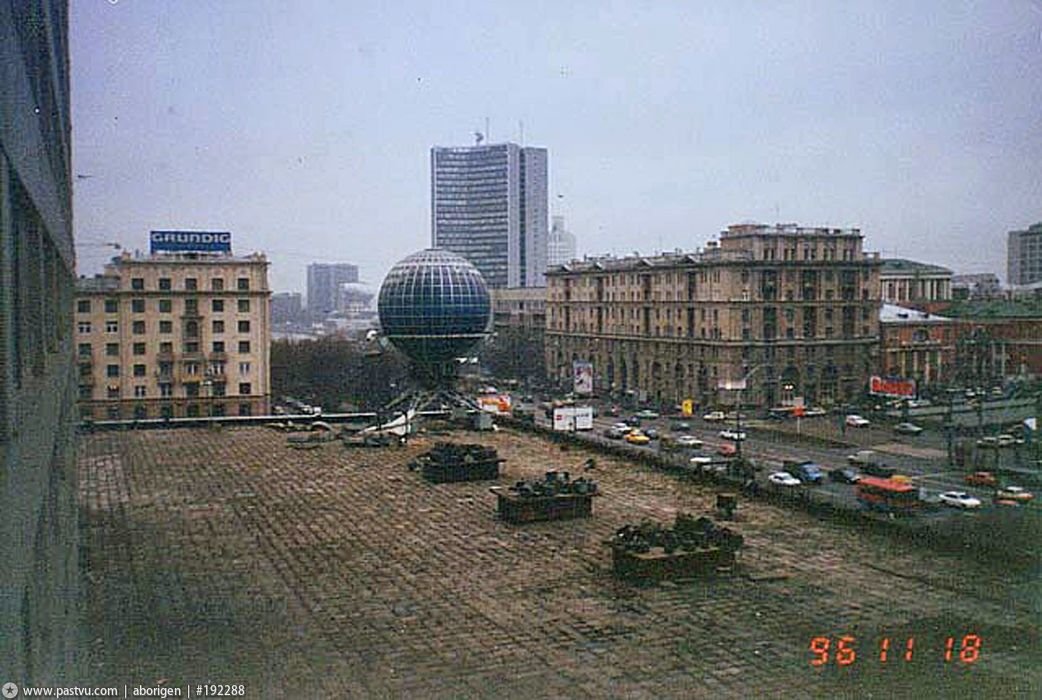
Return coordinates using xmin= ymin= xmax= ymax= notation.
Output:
xmin=553 ymin=406 xmax=594 ymax=432
xmin=150 ymin=230 xmax=232 ymax=254
xmin=869 ymin=375 xmax=917 ymax=398
xmin=573 ymin=360 xmax=593 ymax=395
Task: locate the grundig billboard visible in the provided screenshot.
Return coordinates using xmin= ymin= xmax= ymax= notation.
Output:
xmin=869 ymin=375 xmax=917 ymax=398
xmin=150 ymin=230 xmax=231 ymax=254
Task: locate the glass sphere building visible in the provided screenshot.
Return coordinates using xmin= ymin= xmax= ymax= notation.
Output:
xmin=377 ymin=249 xmax=491 ymax=364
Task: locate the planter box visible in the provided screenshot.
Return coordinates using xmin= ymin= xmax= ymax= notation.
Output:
xmin=495 ymin=491 xmax=594 ymax=523
xmin=611 ymin=546 xmax=735 ymax=581
xmin=422 ymin=459 xmax=501 ymax=483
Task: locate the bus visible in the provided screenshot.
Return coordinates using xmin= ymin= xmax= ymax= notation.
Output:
xmin=855 ymin=476 xmax=921 ymax=514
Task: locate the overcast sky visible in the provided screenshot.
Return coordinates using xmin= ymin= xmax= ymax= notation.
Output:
xmin=71 ymin=0 xmax=1042 ymax=292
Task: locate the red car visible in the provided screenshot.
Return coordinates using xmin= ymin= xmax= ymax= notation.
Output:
xmin=717 ymin=443 xmax=737 ymax=457
xmin=964 ymin=471 xmax=997 ymax=487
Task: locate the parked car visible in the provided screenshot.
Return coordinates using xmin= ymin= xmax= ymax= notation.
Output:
xmin=893 ymin=422 xmax=923 ymax=436
xmin=976 ymin=437 xmax=999 ymax=449
xmin=847 ymin=450 xmax=882 ymax=467
xmin=689 ymin=455 xmax=714 ymax=467
xmin=625 ymin=415 xmax=642 ymax=427
xmin=719 ymin=429 xmax=747 ymax=441
xmin=603 ymin=427 xmax=625 ymax=440
xmin=768 ymin=471 xmax=802 ymax=487
xmin=995 ymin=486 xmax=1034 ymax=502
xmin=673 ymin=435 xmax=703 ymax=448
xmin=803 ymin=406 xmax=827 ymax=417
xmin=643 ymin=427 xmax=660 ymax=440
xmin=794 ymin=461 xmax=825 ymax=484
xmin=939 ymin=491 xmax=982 ymax=509
xmin=624 ymin=430 xmax=651 ymax=445
xmin=828 ymin=467 xmax=860 ymax=484
xmin=965 ymin=471 xmax=997 ymax=487
xmin=717 ymin=443 xmax=737 ymax=457
xmin=863 ymin=464 xmax=896 ymax=478
xmin=636 ymin=409 xmax=660 ymax=420
xmin=670 ymin=421 xmax=692 ymax=432
xmin=611 ymin=422 xmax=632 ymax=433
xmin=845 ymin=414 xmax=871 ymax=427
xmin=703 ymin=411 xmax=727 ymax=422
xmin=995 ymin=434 xmax=1017 ymax=448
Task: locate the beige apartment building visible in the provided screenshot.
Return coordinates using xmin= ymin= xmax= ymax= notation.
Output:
xmin=75 ymin=251 xmax=271 ymax=420
xmin=545 ymin=223 xmax=882 ymax=408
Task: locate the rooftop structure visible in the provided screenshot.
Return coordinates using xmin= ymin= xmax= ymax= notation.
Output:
xmin=879 ymin=258 xmax=953 ymax=307
xmin=1007 ymin=222 xmax=1042 ymax=286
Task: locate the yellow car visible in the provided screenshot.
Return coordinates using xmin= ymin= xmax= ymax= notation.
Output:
xmin=624 ymin=430 xmax=651 ymax=445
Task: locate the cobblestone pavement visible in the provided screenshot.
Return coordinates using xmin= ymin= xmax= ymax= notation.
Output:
xmin=78 ymin=426 xmax=1041 ymax=699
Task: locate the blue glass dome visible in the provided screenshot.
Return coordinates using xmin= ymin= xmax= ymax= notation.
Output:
xmin=377 ymin=249 xmax=491 ymax=363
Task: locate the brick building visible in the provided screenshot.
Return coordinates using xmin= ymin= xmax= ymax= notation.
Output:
xmin=545 ymin=223 xmax=882 ymax=408
xmin=76 ymin=250 xmax=272 ymax=420
xmin=878 ymin=304 xmax=956 ymax=388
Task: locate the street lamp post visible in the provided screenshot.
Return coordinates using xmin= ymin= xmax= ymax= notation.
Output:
xmin=723 ymin=365 xmax=767 ymax=461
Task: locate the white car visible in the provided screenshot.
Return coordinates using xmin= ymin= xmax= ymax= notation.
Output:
xmin=719 ymin=429 xmax=747 ymax=441
xmin=938 ymin=491 xmax=981 ymax=509
xmin=703 ymin=411 xmax=727 ymax=422
xmin=674 ymin=435 xmax=704 ymax=448
xmin=689 ymin=456 xmax=714 ymax=466
xmin=845 ymin=414 xmax=871 ymax=427
xmin=611 ymin=422 xmax=632 ymax=433
xmin=803 ymin=407 xmax=827 ymax=417
xmin=995 ymin=434 xmax=1016 ymax=448
xmin=768 ymin=471 xmax=801 ymax=487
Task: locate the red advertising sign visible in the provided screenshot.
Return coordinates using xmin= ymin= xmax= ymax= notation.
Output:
xmin=869 ymin=375 xmax=916 ymax=398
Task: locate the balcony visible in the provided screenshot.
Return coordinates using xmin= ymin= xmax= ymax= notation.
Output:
xmin=209 ymin=351 xmax=228 ymax=362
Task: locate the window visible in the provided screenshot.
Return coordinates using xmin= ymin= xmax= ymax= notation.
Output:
xmin=159 ymin=342 xmax=173 ymax=355
xmin=239 ymin=383 xmax=252 ymax=395
xmin=211 ymin=278 xmax=225 ymax=291
xmin=184 ymin=341 xmax=200 ymax=354
xmin=210 ymin=361 xmax=225 ymax=375
xmin=106 ymin=364 xmax=120 ymax=377
xmin=131 ymin=298 xmax=145 ymax=313
xmin=78 ymin=322 xmax=92 ymax=334
xmin=212 ymin=384 xmax=226 ymax=397
xmin=212 ymin=341 xmax=225 ymax=353
xmin=106 ymin=342 xmax=119 ymax=356
xmin=184 ymin=363 xmax=199 ymax=375
xmin=185 ymin=277 xmax=198 ymax=291
xmin=237 ymin=299 xmax=250 ymax=312
xmin=238 ymin=341 xmax=251 ymax=353
xmin=238 ymin=320 xmax=250 ymax=333
xmin=133 ymin=364 xmax=146 ymax=377
xmin=186 ymin=404 xmax=200 ymax=417
xmin=133 ymin=342 xmax=146 ymax=355
xmin=238 ymin=362 xmax=250 ymax=374
xmin=77 ymin=299 xmax=91 ymax=313
xmin=186 ymin=384 xmax=200 ymax=398
xmin=131 ymin=277 xmax=144 ymax=290
xmin=160 ymin=384 xmax=173 ymax=397
xmin=105 ymin=321 xmax=118 ymax=333
xmin=212 ymin=320 xmax=225 ymax=333
xmin=159 ymin=320 xmax=173 ymax=334
xmin=133 ymin=320 xmax=146 ymax=334
xmin=185 ymin=299 xmax=198 ymax=315
xmin=104 ymin=299 xmax=118 ymax=313
xmin=134 ymin=386 xmax=147 ymax=398
xmin=78 ymin=343 xmax=92 ymax=357
xmin=79 ymin=386 xmax=92 ymax=400
xmin=159 ymin=299 xmax=172 ymax=313
xmin=133 ymin=405 xmax=148 ymax=419
xmin=158 ymin=277 xmax=172 ymax=291
xmin=107 ymin=403 xmax=120 ymax=417
xmin=237 ymin=277 xmax=250 ymax=290
xmin=212 ymin=299 xmax=224 ymax=313
xmin=239 ymin=403 xmax=252 ymax=417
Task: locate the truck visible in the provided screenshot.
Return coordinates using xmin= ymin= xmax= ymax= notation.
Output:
xmin=846 ymin=450 xmax=895 ymax=478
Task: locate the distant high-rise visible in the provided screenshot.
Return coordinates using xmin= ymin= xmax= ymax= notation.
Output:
xmin=1007 ymin=222 xmax=1042 ymax=285
xmin=307 ymin=263 xmax=359 ymax=315
xmin=431 ymin=142 xmax=548 ymax=288
xmin=547 ymin=215 xmax=577 ymax=267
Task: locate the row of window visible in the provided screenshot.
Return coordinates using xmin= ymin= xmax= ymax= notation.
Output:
xmin=83 ymin=382 xmax=252 ymax=397
xmin=79 ymin=341 xmax=254 ymax=358
xmin=84 ymin=403 xmax=256 ymax=420
xmin=78 ymin=297 xmax=253 ymax=314
xmin=128 ymin=276 xmax=251 ymax=292
xmin=76 ymin=319 xmax=253 ymax=336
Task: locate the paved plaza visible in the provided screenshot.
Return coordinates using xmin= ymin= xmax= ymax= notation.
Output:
xmin=78 ymin=425 xmax=1040 ymax=698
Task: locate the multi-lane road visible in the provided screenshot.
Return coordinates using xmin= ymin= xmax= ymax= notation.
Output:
xmin=522 ymin=402 xmax=1038 ymax=513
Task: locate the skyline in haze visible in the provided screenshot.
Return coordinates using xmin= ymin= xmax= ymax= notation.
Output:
xmin=70 ymin=1 xmax=1042 ymax=292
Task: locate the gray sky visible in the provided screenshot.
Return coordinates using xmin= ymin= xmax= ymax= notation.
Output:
xmin=71 ymin=0 xmax=1042 ymax=291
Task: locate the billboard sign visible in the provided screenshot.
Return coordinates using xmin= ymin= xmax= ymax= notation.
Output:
xmin=573 ymin=360 xmax=593 ymax=395
xmin=681 ymin=399 xmax=694 ymax=417
xmin=553 ymin=406 xmax=594 ymax=432
xmin=869 ymin=375 xmax=916 ymax=398
xmin=150 ymin=230 xmax=231 ymax=254
xmin=477 ymin=395 xmax=512 ymax=414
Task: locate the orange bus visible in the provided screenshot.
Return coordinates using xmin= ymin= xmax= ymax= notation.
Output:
xmin=855 ymin=476 xmax=920 ymax=514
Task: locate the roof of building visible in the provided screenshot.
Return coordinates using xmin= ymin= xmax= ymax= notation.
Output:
xmin=941 ymin=298 xmax=1042 ymax=319
xmin=879 ymin=258 xmax=953 ymax=277
xmin=879 ymin=303 xmax=951 ymax=324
